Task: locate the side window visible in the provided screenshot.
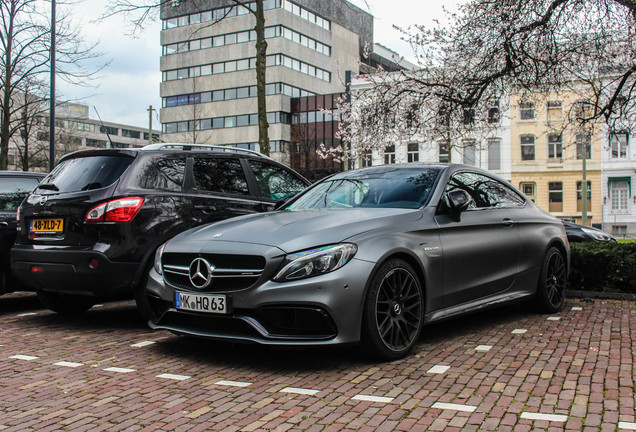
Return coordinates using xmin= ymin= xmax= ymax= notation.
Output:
xmin=445 ymin=172 xmax=525 ymax=209
xmin=139 ymin=157 xmax=186 ymax=191
xmin=249 ymin=160 xmax=306 ymax=200
xmin=193 ymin=157 xmax=249 ymax=195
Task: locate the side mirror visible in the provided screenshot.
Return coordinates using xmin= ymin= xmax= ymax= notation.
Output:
xmin=445 ymin=189 xmax=472 ymax=220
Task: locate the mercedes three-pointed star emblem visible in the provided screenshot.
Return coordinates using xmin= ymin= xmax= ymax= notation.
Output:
xmin=188 ymin=257 xmax=214 ymax=289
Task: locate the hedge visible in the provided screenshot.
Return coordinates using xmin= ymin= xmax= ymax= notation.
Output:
xmin=567 ymin=242 xmax=636 ymax=294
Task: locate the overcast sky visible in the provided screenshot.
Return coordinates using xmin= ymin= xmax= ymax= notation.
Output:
xmin=57 ymin=0 xmax=460 ymax=129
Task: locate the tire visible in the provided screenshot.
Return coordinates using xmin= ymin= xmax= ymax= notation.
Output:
xmin=361 ymin=259 xmax=424 ymax=360
xmin=535 ymin=247 xmax=567 ymax=313
xmin=37 ymin=291 xmax=95 ymax=315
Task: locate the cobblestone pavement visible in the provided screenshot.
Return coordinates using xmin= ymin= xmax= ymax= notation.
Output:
xmin=0 ymin=292 xmax=634 ymax=432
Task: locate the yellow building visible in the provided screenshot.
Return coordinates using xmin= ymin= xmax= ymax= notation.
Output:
xmin=510 ymin=92 xmax=601 ymax=226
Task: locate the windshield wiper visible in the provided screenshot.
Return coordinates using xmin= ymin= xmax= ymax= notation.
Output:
xmin=37 ymin=183 xmax=59 ymax=191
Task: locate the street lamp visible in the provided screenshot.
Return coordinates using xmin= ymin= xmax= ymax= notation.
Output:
xmin=49 ymin=0 xmax=56 ymax=172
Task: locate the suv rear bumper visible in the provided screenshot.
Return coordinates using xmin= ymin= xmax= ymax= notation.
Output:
xmin=10 ymin=247 xmax=138 ymax=297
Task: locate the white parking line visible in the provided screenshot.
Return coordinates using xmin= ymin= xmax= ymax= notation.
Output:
xmin=520 ymin=412 xmax=567 ymax=422
xmin=9 ymin=355 xmax=38 ymax=361
xmin=352 ymin=395 xmax=393 ymax=403
xmin=157 ymin=373 xmax=190 ymax=381
xmin=104 ymin=367 xmax=136 ymax=373
xmin=54 ymin=361 xmax=83 ymax=368
xmin=547 ymin=316 xmax=561 ymax=321
xmin=512 ymin=329 xmax=527 ymax=334
xmin=215 ymin=380 xmax=251 ymax=387
xmin=280 ymin=387 xmax=319 ymax=395
xmin=131 ymin=341 xmax=155 ymax=348
xmin=427 ymin=365 xmax=450 ymax=374
xmin=475 ymin=345 xmax=493 ymax=351
xmin=432 ymin=402 xmax=477 ymax=412
xmin=619 ymin=422 xmax=636 ymax=430
xmin=571 ymin=306 xmax=583 ymax=311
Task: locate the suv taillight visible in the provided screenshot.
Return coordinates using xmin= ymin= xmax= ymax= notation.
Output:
xmin=86 ymin=197 xmax=144 ymax=222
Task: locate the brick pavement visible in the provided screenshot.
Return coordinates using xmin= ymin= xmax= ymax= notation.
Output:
xmin=0 ymin=292 xmax=634 ymax=431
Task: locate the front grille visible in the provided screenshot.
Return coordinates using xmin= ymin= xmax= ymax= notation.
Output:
xmin=162 ymin=252 xmax=266 ymax=292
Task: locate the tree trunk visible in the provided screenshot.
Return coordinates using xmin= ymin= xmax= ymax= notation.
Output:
xmin=254 ymin=0 xmax=269 ymax=156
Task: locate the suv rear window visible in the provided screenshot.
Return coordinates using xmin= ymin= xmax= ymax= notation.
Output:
xmin=40 ymin=155 xmax=134 ymax=193
xmin=0 ymin=177 xmax=42 ymax=211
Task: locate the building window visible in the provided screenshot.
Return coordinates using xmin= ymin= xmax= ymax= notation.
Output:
xmin=520 ymin=182 xmax=536 ymax=202
xmin=548 ymin=134 xmax=562 ymax=160
xmin=439 ymin=141 xmax=450 ymax=163
xmin=610 ymin=132 xmax=628 ymax=159
xmin=576 ymin=180 xmax=592 ymax=212
xmin=520 ymin=101 xmax=535 ymax=120
xmin=487 ymin=100 xmax=500 ymax=123
xmin=100 ymin=126 xmax=118 ymax=135
xmin=576 ymin=132 xmax=592 ymax=159
xmin=462 ymin=108 xmax=475 ymax=125
xmin=520 ymin=136 xmax=535 ymax=161
xmin=359 ymin=150 xmax=372 ymax=167
xmin=549 ymin=182 xmax=563 ymax=212
xmin=121 ymin=129 xmax=141 ymax=139
xmin=407 ymin=143 xmax=419 ymax=163
xmin=610 ymin=179 xmax=630 ymax=214
xmin=612 ymin=225 xmax=627 ymax=238
xmin=547 ymin=100 xmax=562 ymax=121
xmin=463 ymin=140 xmax=476 ymax=165
xmin=487 ymin=139 xmax=501 ymax=171
xmin=384 ymin=144 xmax=395 ymax=164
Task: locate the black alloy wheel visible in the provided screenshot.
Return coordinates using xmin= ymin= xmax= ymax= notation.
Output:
xmin=536 ymin=247 xmax=567 ymax=313
xmin=362 ymin=259 xmax=424 ymax=360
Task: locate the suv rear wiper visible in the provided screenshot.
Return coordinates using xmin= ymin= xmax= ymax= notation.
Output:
xmin=37 ymin=183 xmax=59 ymax=191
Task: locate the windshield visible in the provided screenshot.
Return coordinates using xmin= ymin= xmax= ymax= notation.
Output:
xmin=38 ymin=155 xmax=134 ymax=193
xmin=0 ymin=176 xmax=42 ymax=211
xmin=287 ymin=166 xmax=442 ymax=210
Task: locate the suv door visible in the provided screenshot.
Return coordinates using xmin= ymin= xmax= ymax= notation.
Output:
xmin=185 ymin=155 xmax=262 ymax=225
xmin=246 ymin=159 xmax=309 ymax=210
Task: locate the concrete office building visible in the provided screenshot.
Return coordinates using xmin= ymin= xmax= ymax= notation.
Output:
xmin=159 ymin=0 xmax=375 ymax=164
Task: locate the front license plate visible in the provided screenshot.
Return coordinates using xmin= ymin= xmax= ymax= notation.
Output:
xmin=30 ymin=218 xmax=64 ymax=233
xmin=175 ymin=292 xmax=227 ymax=314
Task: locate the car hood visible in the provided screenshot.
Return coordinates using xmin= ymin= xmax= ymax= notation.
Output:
xmin=170 ymin=208 xmax=422 ymax=253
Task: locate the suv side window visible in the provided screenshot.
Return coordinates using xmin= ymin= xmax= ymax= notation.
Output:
xmin=193 ymin=157 xmax=249 ymax=195
xmin=249 ymin=160 xmax=307 ymax=200
xmin=446 ymin=172 xmax=525 ymax=209
xmin=138 ymin=157 xmax=186 ymax=191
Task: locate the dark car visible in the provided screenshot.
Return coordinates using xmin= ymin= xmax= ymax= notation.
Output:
xmin=0 ymin=171 xmax=46 ymax=294
xmin=11 ymin=144 xmax=309 ymax=316
xmin=563 ymin=221 xmax=616 ymax=242
xmin=145 ymin=164 xmax=570 ymax=360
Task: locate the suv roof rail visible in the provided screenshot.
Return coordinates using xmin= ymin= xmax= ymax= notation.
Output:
xmin=142 ymin=143 xmax=271 ymax=159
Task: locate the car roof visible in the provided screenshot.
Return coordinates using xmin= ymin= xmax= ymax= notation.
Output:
xmin=0 ymin=170 xmax=46 ymax=178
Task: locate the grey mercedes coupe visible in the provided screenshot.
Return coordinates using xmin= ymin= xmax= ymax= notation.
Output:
xmin=144 ymin=164 xmax=569 ymax=360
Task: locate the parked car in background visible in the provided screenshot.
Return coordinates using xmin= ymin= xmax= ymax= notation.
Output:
xmin=11 ymin=144 xmax=310 ymax=317
xmin=563 ymin=221 xmax=616 ymax=242
xmin=145 ymin=164 xmax=570 ymax=360
xmin=0 ymin=171 xmax=46 ymax=294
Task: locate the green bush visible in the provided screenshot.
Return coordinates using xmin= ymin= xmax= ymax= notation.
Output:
xmin=568 ymin=242 xmax=636 ymax=294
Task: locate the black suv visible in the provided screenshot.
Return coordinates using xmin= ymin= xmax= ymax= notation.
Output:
xmin=11 ymin=144 xmax=309 ymax=316
xmin=0 ymin=171 xmax=45 ymax=294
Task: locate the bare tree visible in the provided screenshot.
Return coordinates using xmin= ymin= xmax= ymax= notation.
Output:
xmin=105 ymin=0 xmax=271 ymax=155
xmin=327 ymin=0 xmax=636 ymax=168
xmin=0 ymin=0 xmax=103 ymax=170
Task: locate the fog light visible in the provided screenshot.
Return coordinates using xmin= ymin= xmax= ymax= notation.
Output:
xmin=89 ymin=258 xmax=99 ymax=269
xmin=31 ymin=266 xmax=43 ymax=273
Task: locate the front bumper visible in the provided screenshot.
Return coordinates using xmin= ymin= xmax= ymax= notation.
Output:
xmin=146 ymin=257 xmax=376 ymax=346
xmin=10 ymin=246 xmax=138 ymax=297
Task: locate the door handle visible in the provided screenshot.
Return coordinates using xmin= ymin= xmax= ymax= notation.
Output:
xmin=501 ymin=218 xmax=514 ymax=227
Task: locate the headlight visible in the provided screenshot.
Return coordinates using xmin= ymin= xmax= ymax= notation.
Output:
xmin=581 ymin=227 xmax=609 ymax=241
xmin=273 ymin=243 xmax=357 ymax=282
xmin=154 ymin=243 xmax=166 ymax=275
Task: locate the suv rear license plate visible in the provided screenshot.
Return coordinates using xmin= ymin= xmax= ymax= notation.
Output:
xmin=175 ymin=292 xmax=227 ymax=314
xmin=30 ymin=218 xmax=64 ymax=233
